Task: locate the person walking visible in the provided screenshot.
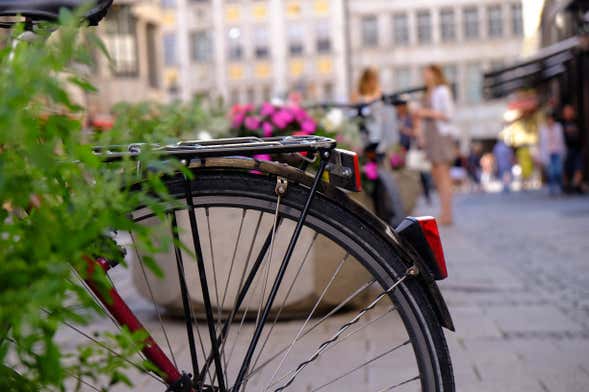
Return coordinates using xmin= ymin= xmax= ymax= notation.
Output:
xmin=396 ymin=101 xmax=432 ymax=205
xmin=414 ymin=64 xmax=457 ymax=225
xmin=493 ymin=140 xmax=514 ymax=193
xmin=561 ymin=104 xmax=584 ymax=194
xmin=539 ymin=111 xmax=566 ymax=195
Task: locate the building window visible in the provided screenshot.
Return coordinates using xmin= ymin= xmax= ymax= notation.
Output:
xmin=416 ymin=10 xmax=432 ymax=44
xmin=465 ymin=63 xmax=482 ymax=103
xmin=487 ymin=5 xmax=503 ymax=38
xmin=440 ymin=8 xmax=456 ymax=42
xmin=316 ymin=20 xmax=331 ymax=53
xmin=254 ymin=26 xmax=270 ymax=59
xmin=392 ymin=13 xmax=409 ymax=46
xmin=361 ymin=15 xmax=378 ymax=47
xmin=262 ymin=85 xmax=272 ymax=101
xmin=463 ymin=7 xmax=479 ymax=40
xmin=146 ymin=23 xmax=159 ymax=88
xmin=443 ymin=64 xmax=459 ymax=100
xmin=103 ymin=6 xmax=138 ymax=76
xmin=163 ymin=33 xmax=176 ymax=66
xmin=288 ymin=24 xmax=304 ymax=56
xmin=393 ymin=66 xmax=412 ymax=90
xmin=511 ymin=3 xmax=523 ymax=36
xmin=323 ymin=82 xmax=334 ymax=100
xmin=246 ymin=87 xmax=255 ymax=104
xmin=230 ymin=89 xmax=240 ymax=105
xmin=227 ymin=27 xmax=243 ymax=60
xmin=191 ymin=31 xmax=212 ymax=62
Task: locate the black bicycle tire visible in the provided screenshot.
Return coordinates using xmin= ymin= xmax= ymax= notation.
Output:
xmin=142 ymin=168 xmax=454 ymax=392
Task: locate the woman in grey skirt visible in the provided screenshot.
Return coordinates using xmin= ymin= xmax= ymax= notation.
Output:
xmin=414 ymin=64 xmax=457 ymax=225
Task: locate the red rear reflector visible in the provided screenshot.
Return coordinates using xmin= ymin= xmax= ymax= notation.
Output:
xmin=416 ymin=216 xmax=448 ymax=279
xmin=353 ymin=152 xmax=362 ymax=192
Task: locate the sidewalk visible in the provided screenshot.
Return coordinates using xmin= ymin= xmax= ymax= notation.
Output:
xmin=415 ymin=191 xmax=589 ymax=391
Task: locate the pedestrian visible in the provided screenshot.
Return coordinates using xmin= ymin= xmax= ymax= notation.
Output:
xmin=539 ymin=111 xmax=566 ymax=195
xmin=561 ymin=104 xmax=584 ymax=194
xmin=466 ymin=142 xmax=483 ymax=192
xmin=351 ymin=67 xmax=395 ymax=154
xmin=395 ymin=101 xmax=433 ymax=204
xmin=413 ymin=64 xmax=457 ymax=225
xmin=493 ymin=140 xmax=514 ymax=193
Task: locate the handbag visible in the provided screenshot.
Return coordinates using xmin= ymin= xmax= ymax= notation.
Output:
xmin=406 ymin=148 xmax=432 ymax=172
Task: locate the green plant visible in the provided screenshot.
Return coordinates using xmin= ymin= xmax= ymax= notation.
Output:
xmin=0 ymin=11 xmax=179 ymax=391
xmin=93 ymin=96 xmax=230 ymax=146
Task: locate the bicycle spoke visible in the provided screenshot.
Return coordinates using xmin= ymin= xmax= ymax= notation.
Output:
xmin=170 ymin=211 xmax=201 ymax=383
xmin=219 ymin=209 xmax=247 ymax=312
xmin=131 ymin=231 xmax=178 ymax=371
xmin=49 ymin=313 xmax=166 ymax=385
xmin=205 ymin=207 xmax=223 ymax=330
xmin=242 ymin=279 xmax=377 ymax=383
xmin=375 ymin=375 xmax=420 ymax=391
xmin=199 ymin=214 xmax=280 ymax=382
xmin=249 ymin=233 xmax=319 ymax=376
xmin=233 ymin=160 xmax=328 ymax=391
xmin=271 ymin=269 xmax=413 ymax=391
xmin=265 ymin=252 xmax=350 ymax=390
xmin=182 ymin=177 xmax=226 ymax=390
xmin=310 ymin=340 xmax=411 ymax=392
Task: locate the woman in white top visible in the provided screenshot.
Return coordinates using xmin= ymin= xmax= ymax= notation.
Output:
xmin=414 ymin=64 xmax=457 ymax=225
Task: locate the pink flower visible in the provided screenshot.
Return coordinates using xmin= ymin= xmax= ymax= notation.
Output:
xmin=262 ymin=122 xmax=273 ymax=137
xmin=363 ymin=161 xmax=379 ymax=181
xmin=300 ymin=119 xmax=316 ymax=135
xmin=245 ymin=116 xmax=260 ymax=130
xmin=254 ymin=153 xmax=271 ymax=162
xmin=231 ymin=113 xmax=245 ymax=128
xmin=260 ymin=102 xmax=275 ymax=117
xmin=390 ymin=153 xmax=404 ymax=168
xmin=293 ymin=107 xmax=308 ymax=122
xmin=272 ymin=111 xmax=289 ymax=129
xmin=230 ymin=104 xmax=243 ymax=115
xmin=281 ymin=109 xmax=294 ymax=123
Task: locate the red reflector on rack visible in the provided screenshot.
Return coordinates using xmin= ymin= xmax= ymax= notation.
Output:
xmin=416 ymin=216 xmax=448 ymax=279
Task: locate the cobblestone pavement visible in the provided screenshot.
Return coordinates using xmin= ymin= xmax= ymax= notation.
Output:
xmin=415 ymin=191 xmax=589 ymax=391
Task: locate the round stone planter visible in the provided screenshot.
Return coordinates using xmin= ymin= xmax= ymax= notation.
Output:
xmin=128 ymin=170 xmax=419 ymax=317
xmin=129 ymin=207 xmax=371 ymax=318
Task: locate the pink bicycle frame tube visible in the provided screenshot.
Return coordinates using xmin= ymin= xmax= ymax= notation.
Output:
xmin=84 ymin=257 xmax=182 ymax=386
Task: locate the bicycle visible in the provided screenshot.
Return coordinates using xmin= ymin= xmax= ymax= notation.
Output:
xmin=1 ymin=2 xmax=455 ymax=391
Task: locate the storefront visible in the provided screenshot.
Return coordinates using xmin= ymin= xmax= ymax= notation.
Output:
xmin=483 ymin=0 xmax=589 ymax=181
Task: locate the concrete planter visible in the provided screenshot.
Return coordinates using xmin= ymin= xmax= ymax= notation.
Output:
xmin=128 ymin=169 xmax=420 ymax=317
xmin=130 ymin=207 xmax=371 ymax=318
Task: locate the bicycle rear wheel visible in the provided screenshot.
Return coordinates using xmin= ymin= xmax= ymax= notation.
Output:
xmin=125 ymin=165 xmax=454 ymax=392
xmin=60 ymin=164 xmax=454 ymax=391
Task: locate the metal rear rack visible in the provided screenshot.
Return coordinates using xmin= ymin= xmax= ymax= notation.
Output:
xmin=93 ymin=135 xmax=336 ymax=162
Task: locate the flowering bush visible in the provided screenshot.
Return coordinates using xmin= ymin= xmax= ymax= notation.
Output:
xmin=230 ymin=102 xmax=320 ymax=138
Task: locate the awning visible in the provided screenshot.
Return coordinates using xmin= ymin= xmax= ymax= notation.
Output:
xmin=483 ymin=36 xmax=581 ymax=99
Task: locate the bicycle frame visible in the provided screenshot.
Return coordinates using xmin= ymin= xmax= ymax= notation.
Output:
xmin=84 ymin=257 xmax=183 ymax=386
xmin=82 ymin=136 xmax=361 ymax=391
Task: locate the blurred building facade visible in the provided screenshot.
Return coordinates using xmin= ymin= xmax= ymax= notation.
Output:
xmin=88 ymin=0 xmax=166 ymax=113
xmin=484 ymin=0 xmax=589 ymax=177
xmin=161 ymin=0 xmax=348 ymax=104
xmin=347 ymin=0 xmax=525 ymax=146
